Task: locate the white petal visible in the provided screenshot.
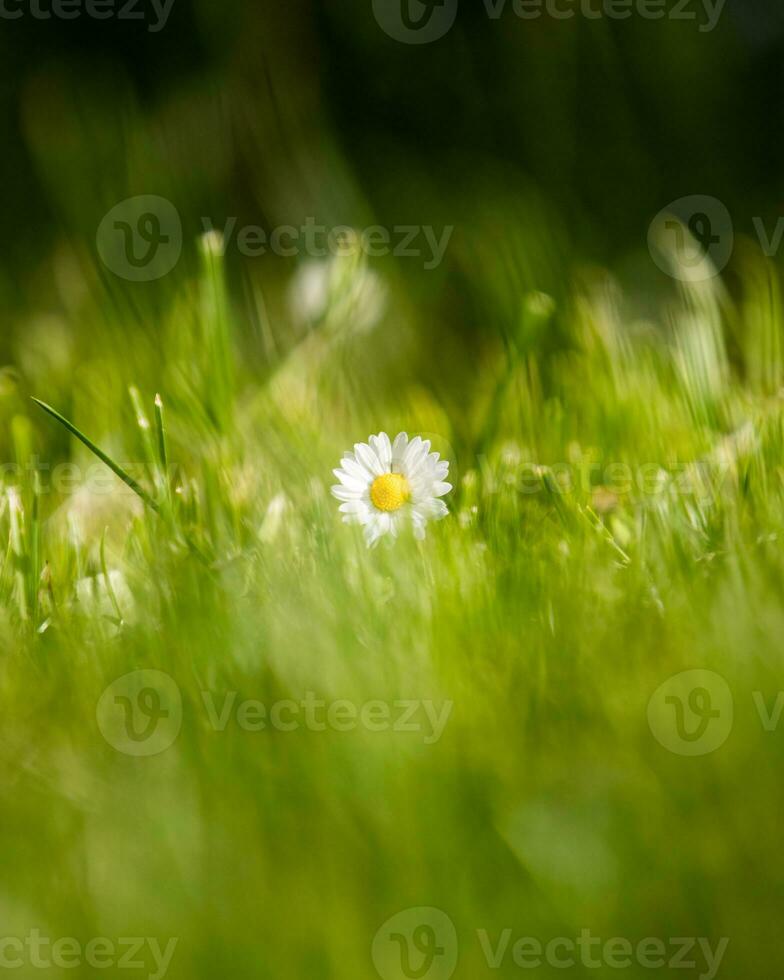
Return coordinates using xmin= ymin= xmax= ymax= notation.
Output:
xmin=406 ymin=442 xmax=435 ymax=481
xmin=413 ymin=471 xmax=433 ymax=488
xmin=411 ymin=516 xmax=427 ymax=540
xmin=340 ymin=456 xmax=374 ymax=483
xmin=331 ymin=484 xmax=364 ymax=502
xmin=369 ymin=432 xmax=392 ymax=469
xmin=332 ymin=468 xmax=367 ymax=492
xmin=403 ymin=436 xmax=424 ymax=471
xmin=354 ymin=442 xmax=384 ymax=477
xmin=414 ymin=498 xmax=448 ymax=520
xmin=364 ymin=514 xmax=388 ymax=547
xmin=343 ymin=506 xmax=372 ymax=525
xmin=339 ymin=500 xmax=369 ymax=515
xmin=391 ymin=432 xmax=409 ymax=470
xmin=428 ymin=499 xmax=449 ymax=519
xmin=433 ymin=481 xmax=452 ymax=497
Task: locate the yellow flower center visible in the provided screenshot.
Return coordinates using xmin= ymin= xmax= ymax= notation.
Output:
xmin=370 ymin=472 xmax=411 ymax=512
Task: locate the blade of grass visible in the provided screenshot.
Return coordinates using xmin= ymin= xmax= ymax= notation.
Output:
xmin=100 ymin=526 xmax=124 ymax=624
xmin=129 ymin=385 xmax=158 ymax=471
xmin=30 ymin=469 xmax=41 ymax=621
xmin=7 ymin=488 xmax=27 ymax=621
xmin=31 ymin=397 xmax=159 ymax=512
xmin=32 ymin=397 xmax=212 ymax=568
xmin=153 ymin=392 xmax=172 ymax=511
xmin=154 ymin=393 xmax=168 ymax=473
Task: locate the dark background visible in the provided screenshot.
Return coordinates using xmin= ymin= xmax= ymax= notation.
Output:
xmin=1 ymin=0 xmax=783 ymax=340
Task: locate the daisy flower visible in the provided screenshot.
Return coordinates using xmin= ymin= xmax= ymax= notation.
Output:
xmin=331 ymin=432 xmax=452 ymax=547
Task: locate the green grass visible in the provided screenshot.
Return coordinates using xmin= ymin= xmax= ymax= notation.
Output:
xmin=2 ymin=240 xmax=784 ymax=979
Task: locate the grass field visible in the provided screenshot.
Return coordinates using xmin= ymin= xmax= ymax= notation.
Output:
xmin=1 ymin=204 xmax=783 ymax=980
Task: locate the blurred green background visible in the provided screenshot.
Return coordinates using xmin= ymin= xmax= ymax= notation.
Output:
xmin=2 ymin=2 xmax=784 ymax=978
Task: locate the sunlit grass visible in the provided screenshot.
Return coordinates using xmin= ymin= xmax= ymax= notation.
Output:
xmin=2 ymin=238 xmax=784 ymax=978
